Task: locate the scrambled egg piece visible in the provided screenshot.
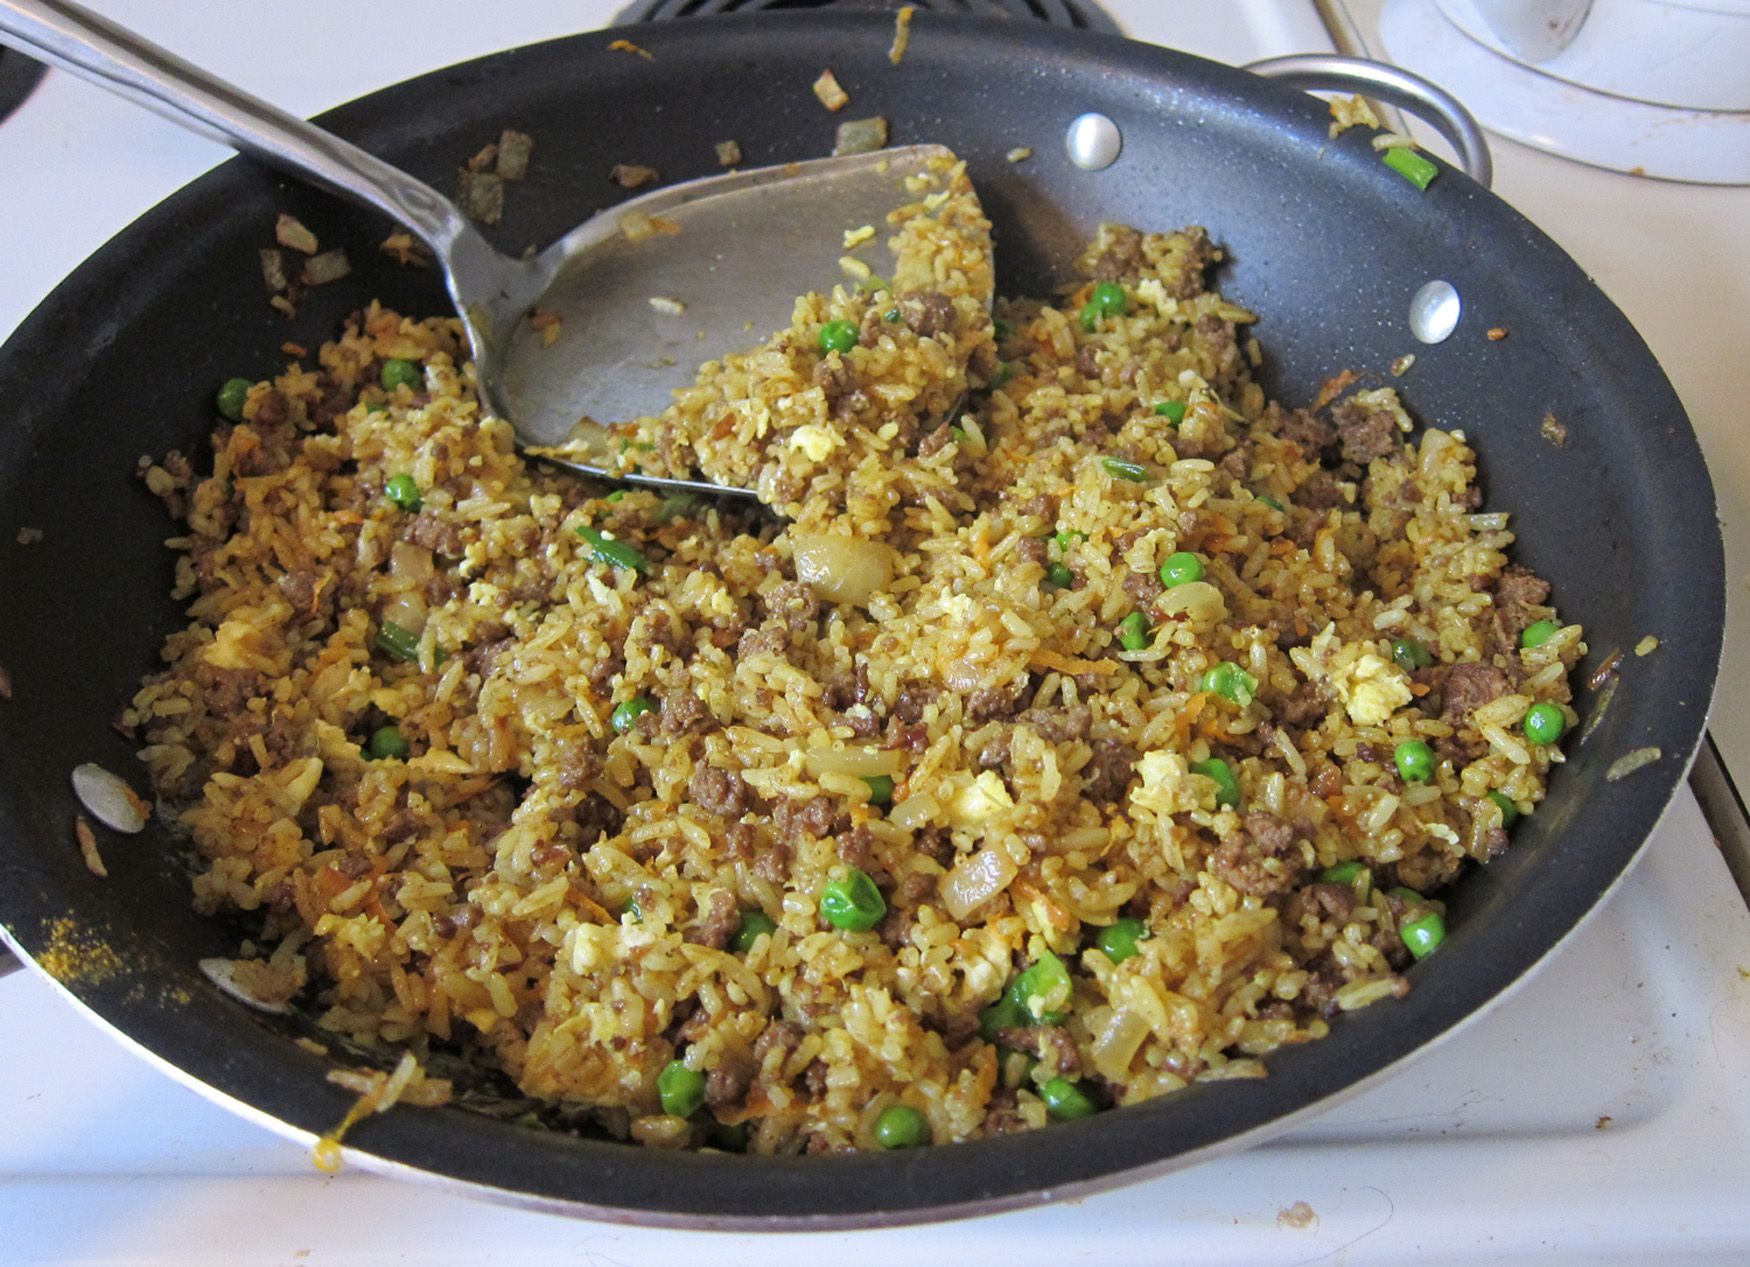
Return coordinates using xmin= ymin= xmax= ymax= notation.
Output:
xmin=788 ymin=423 xmax=843 ymax=462
xmin=1334 ymin=651 xmax=1413 ymax=726
xmin=950 ymin=770 xmax=1015 ymax=827
xmin=1130 ymin=751 xmax=1202 ymax=816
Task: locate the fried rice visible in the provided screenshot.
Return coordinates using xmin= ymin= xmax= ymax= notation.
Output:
xmin=126 ymin=153 xmax=1583 ymax=1153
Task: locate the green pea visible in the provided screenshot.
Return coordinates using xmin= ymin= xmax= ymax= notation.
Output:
xmin=820 ymin=867 xmax=885 ymax=932
xmin=883 ymin=307 xmax=901 ymax=323
xmin=1040 ymin=1076 xmax=1099 ymax=1120
xmin=1191 ymin=757 xmax=1241 ymax=809
xmin=576 ymin=524 xmax=650 ymax=573
xmin=657 ymin=1060 xmax=706 ymax=1118
xmin=216 ymin=377 xmax=252 ymax=422
xmin=366 ymin=725 xmax=410 ymax=761
xmin=1153 ymin=399 xmax=1187 ymax=424
xmin=1116 ymin=611 xmax=1150 ymax=652
xmin=1520 ymin=620 xmax=1560 ymax=649
xmin=1199 ymin=662 xmax=1258 ymax=705
xmin=729 ymin=910 xmax=776 ymax=953
xmin=863 ymin=774 xmax=895 ymax=806
xmin=1159 ymin=551 xmax=1205 ymax=588
xmin=819 ymin=319 xmax=859 ymax=354
xmin=1487 ymin=790 xmax=1520 ymax=826
xmin=1101 ymin=457 xmax=1151 ymax=483
xmin=1093 ymin=918 xmax=1148 ymax=965
xmin=1401 ymin=911 xmax=1447 ymax=960
xmin=1394 ymin=739 xmax=1436 ymax=783
xmin=374 ymin=619 xmax=421 ymax=664
xmin=993 ymin=316 xmax=1014 ymax=341
xmin=384 ymin=473 xmax=422 ymax=512
xmin=1054 ymin=529 xmax=1087 ymax=552
xmin=1090 ymin=281 xmax=1128 ymax=316
xmin=624 ymin=897 xmax=642 ymax=923
xmin=1009 ymin=950 xmax=1072 ymax=1024
xmin=873 ymin=1103 xmax=931 ymax=1149
xmin=978 ymin=994 xmax=1028 ymax=1042
xmin=1391 ymin=638 xmax=1434 ymax=671
xmin=1079 ymin=301 xmax=1102 ymax=333
xmin=990 ymin=361 xmax=1015 ymax=388
xmin=379 ymin=358 xmax=421 ymax=392
xmin=1523 ymin=702 xmax=1566 ymax=745
xmin=1045 ymin=561 xmax=1074 ymax=588
xmin=611 ymin=696 xmax=654 ymax=734
xmin=1318 ymin=860 xmax=1368 ymax=885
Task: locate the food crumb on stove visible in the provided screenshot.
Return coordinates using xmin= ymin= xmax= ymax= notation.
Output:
xmin=465 ymin=142 xmax=497 ymax=173
xmin=813 ymin=69 xmax=850 ymax=112
xmin=269 ymin=294 xmax=297 ymax=320
xmin=843 ymin=224 xmax=876 ymax=249
xmin=889 ymin=5 xmax=914 ymax=64
xmin=1328 ymin=93 xmax=1380 ymax=137
xmin=648 ymin=296 xmax=686 ymax=316
xmin=379 ymin=231 xmax=431 ymax=267
xmin=15 ymin=526 xmax=42 ymax=544
xmin=714 ymin=139 xmax=743 ymax=168
xmin=833 ymin=116 xmax=887 ymax=156
xmin=280 ymin=341 xmax=306 ymax=358
xmin=75 ymin=815 xmax=106 ymax=878
xmin=619 ymin=211 xmax=680 ymax=242
xmin=529 ymin=308 xmax=563 ymax=347
xmin=1605 ymin=746 xmax=1661 ymax=782
xmin=314 ymin=1051 xmax=454 ymax=1173
xmin=1540 ymin=411 xmax=1569 ymax=447
xmin=610 ymin=163 xmax=660 ymax=190
xmin=838 ymin=255 xmax=872 ymax=282
xmin=1006 ymin=146 xmax=1034 ymax=163
xmin=1487 ymin=326 xmax=1509 ymax=340
xmin=1276 ymin=1201 xmax=1318 ymax=1229
xmin=608 ymin=38 xmax=654 ymax=62
xmin=273 ymin=213 xmax=318 ymax=255
xmin=1634 ymin=635 xmax=1660 ymax=656
xmin=295 ymin=1037 xmax=329 ymax=1057
xmin=1390 ymin=352 xmax=1416 ymax=376
xmin=496 ymin=129 xmax=534 ymax=182
xmin=1596 ymin=1114 xmax=1614 ymax=1130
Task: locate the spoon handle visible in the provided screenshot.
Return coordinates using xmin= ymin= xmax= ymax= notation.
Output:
xmin=0 ymin=0 xmax=479 ymax=259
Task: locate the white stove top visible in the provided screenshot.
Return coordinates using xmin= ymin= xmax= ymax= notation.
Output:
xmin=3 ymin=1 xmax=1749 ymax=1261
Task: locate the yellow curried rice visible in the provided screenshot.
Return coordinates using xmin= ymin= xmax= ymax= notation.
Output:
xmin=126 ymin=152 xmax=1581 ymax=1153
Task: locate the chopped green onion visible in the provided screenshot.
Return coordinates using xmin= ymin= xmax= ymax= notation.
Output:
xmin=604 ymin=490 xmax=627 ymax=502
xmin=1040 ymin=1076 xmax=1099 ymax=1120
xmin=1054 ymin=530 xmax=1086 ymax=552
xmin=1101 ymin=457 xmax=1151 ymax=483
xmin=576 ymin=524 xmax=650 ymax=573
xmin=1383 ymin=146 xmax=1439 ymax=190
xmin=1520 ymin=620 xmax=1560 ymax=649
xmin=374 ymin=620 xmax=421 ymax=663
xmin=1044 ymin=561 xmax=1074 ymax=588
xmin=990 ymin=361 xmax=1015 ymax=388
xmin=884 ymin=307 xmax=901 ymax=323
xmin=1487 ymin=790 xmax=1520 ymax=826
xmin=1079 ymin=301 xmax=1102 ymax=333
xmin=1391 ymin=638 xmax=1435 ymax=671
xmin=1117 ymin=611 xmax=1150 ymax=652
xmin=949 ymin=425 xmax=968 ymax=442
xmin=1153 ymin=399 xmax=1187 ymax=424
xmin=863 ymin=774 xmax=895 ymax=806
xmin=993 ymin=316 xmax=1014 ymax=341
xmin=856 ymin=273 xmax=891 ymax=295
xmin=1092 ymin=918 xmax=1148 ymax=965
xmin=657 ymin=492 xmax=701 ymax=524
xmin=1402 ymin=911 xmax=1446 ymax=959
xmin=1258 ymin=495 xmax=1284 ymax=512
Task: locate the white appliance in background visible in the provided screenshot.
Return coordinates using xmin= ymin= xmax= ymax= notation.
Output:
xmin=1 ymin=1 xmax=1748 ymax=1262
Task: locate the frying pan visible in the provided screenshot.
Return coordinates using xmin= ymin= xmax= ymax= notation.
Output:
xmin=0 ymin=10 xmax=1724 ymax=1228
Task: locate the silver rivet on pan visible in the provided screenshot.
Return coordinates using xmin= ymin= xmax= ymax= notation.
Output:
xmin=1409 ymin=280 xmax=1461 ymax=344
xmin=1066 ymin=112 xmax=1122 ymax=170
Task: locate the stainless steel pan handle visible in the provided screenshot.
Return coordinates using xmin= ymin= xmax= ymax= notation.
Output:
xmin=1244 ymin=54 xmax=1494 ymax=189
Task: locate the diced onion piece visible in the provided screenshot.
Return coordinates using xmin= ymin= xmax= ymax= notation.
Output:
xmin=939 ymin=847 xmax=1017 ymax=921
xmin=71 ymin=763 xmax=149 ymax=834
xmin=389 ymin=541 xmax=434 ymax=583
xmin=791 ymin=532 xmax=895 ymax=606
xmin=833 ymin=116 xmax=889 ymax=157
xmin=1088 ymin=1005 xmax=1151 ymax=1082
xmin=1156 ymin=579 xmax=1227 ymax=623
xmin=380 ymin=591 xmax=428 ymax=638
xmin=1606 ymin=746 xmax=1662 ymax=782
xmin=804 ymin=746 xmax=903 ymax=779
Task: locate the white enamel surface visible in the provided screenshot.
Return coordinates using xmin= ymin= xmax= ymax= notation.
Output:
xmin=1385 ymin=0 xmax=1750 ymax=182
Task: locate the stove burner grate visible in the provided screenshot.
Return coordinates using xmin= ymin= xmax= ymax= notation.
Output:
xmin=614 ymin=0 xmax=1120 ymax=35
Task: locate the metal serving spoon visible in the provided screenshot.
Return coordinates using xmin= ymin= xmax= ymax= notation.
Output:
xmin=0 ymin=0 xmax=959 ymax=499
